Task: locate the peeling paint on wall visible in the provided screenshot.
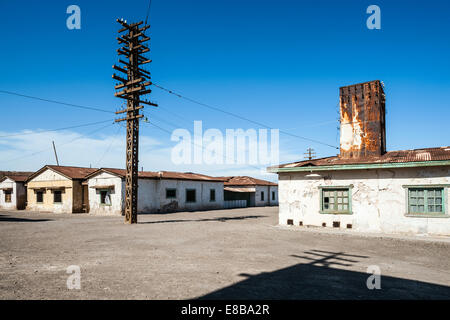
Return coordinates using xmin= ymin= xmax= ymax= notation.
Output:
xmin=278 ymin=167 xmax=450 ymax=236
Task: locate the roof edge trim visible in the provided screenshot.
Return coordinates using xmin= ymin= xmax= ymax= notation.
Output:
xmin=268 ymin=160 xmax=450 ymax=173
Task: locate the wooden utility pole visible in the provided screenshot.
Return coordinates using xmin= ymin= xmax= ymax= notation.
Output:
xmin=52 ymin=141 xmax=60 ymax=166
xmin=304 ymin=148 xmax=316 ymax=160
xmin=113 ymin=19 xmax=157 ymax=224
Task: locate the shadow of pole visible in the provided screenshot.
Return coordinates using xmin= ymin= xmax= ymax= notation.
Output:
xmin=198 ymin=250 xmax=450 ymax=300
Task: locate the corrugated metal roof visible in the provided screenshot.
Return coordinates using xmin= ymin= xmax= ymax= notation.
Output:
xmin=274 ymin=146 xmax=450 ymax=169
xmin=224 ymin=186 xmax=256 ymax=193
xmin=88 ymin=168 xmax=226 ymax=182
xmin=0 ymin=171 xmax=33 ymax=182
xmin=46 ymin=165 xmax=98 ymax=179
xmin=26 ymin=166 xmax=98 ymax=181
xmin=222 ymin=176 xmax=278 ymax=186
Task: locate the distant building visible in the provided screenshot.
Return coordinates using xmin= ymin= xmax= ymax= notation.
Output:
xmin=0 ymin=172 xmax=33 ymax=210
xmin=85 ymin=168 xmax=226 ymax=215
xmin=223 ymin=176 xmax=278 ymax=208
xmin=269 ymin=80 xmax=450 ymax=236
xmin=25 ymin=165 xmax=97 ymax=214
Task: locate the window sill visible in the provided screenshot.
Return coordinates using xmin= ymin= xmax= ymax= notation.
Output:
xmin=100 ymin=204 xmax=112 ymax=207
xmin=405 ymin=213 xmax=449 ymax=218
xmin=319 ymin=210 xmax=353 ymax=215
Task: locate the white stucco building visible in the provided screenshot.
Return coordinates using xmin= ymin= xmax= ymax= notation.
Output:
xmin=25 ymin=165 xmax=97 ymax=214
xmin=269 ymin=80 xmax=450 ymax=236
xmin=85 ymin=168 xmax=226 ymax=215
xmin=0 ymin=172 xmax=32 ymax=210
xmin=223 ymin=176 xmax=278 ymax=207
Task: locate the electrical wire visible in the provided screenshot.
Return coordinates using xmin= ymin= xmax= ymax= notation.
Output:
xmin=144 ymin=120 xmax=269 ymax=172
xmin=144 ymin=0 xmax=152 ymax=25
xmin=152 ymin=83 xmax=339 ymax=149
xmin=0 ymin=122 xmax=116 ymax=164
xmin=0 ymin=90 xmax=115 ymax=114
xmin=94 ymin=124 xmax=123 ymax=168
xmin=0 ymin=119 xmax=114 ymax=139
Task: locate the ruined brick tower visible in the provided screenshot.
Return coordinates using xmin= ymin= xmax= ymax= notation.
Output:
xmin=339 ymin=80 xmax=386 ymax=159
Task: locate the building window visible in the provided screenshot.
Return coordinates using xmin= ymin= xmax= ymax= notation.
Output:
xmin=408 ymin=188 xmax=444 ymax=215
xmin=53 ymin=191 xmax=62 ymax=203
xmin=166 ymin=188 xmax=176 ymax=199
xmin=100 ymin=190 xmax=111 ymax=206
xmin=261 ymin=192 xmax=264 ymax=201
xmin=36 ymin=191 xmax=44 ymax=203
xmin=210 ymin=189 xmax=216 ymax=202
xmin=272 ymin=191 xmax=275 ymax=201
xmin=186 ymin=189 xmax=196 ymax=203
xmin=321 ymin=188 xmax=351 ymax=214
xmin=4 ymin=190 xmax=12 ymax=203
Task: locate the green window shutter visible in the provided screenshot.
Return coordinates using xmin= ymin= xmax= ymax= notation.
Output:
xmin=321 ymin=187 xmax=351 ymax=214
xmin=408 ymin=188 xmax=444 ymax=214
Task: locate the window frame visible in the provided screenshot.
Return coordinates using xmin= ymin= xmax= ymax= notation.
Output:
xmin=165 ymin=188 xmax=177 ymax=199
xmin=403 ymin=185 xmax=449 ymax=218
xmin=99 ymin=189 xmax=112 ymax=206
xmin=53 ymin=190 xmax=63 ymax=204
xmin=209 ymin=189 xmax=216 ymax=202
xmin=4 ymin=190 xmax=12 ymax=203
xmin=186 ymin=189 xmax=196 ymax=203
xmin=36 ymin=191 xmax=44 ymax=203
xmin=319 ymin=185 xmax=353 ymax=215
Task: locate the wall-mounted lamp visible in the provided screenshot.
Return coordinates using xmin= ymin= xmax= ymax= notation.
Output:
xmin=305 ymin=173 xmax=322 ymax=178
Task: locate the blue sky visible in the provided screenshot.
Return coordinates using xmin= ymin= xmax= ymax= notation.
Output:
xmin=0 ymin=0 xmax=449 ymax=179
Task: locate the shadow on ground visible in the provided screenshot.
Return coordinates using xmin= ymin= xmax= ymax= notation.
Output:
xmin=0 ymin=213 xmax=52 ymax=223
xmin=139 ymin=215 xmax=267 ymax=224
xmin=198 ymin=250 xmax=450 ymax=299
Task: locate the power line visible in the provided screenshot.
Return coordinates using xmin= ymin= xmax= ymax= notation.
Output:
xmin=94 ymin=124 xmax=123 ymax=168
xmin=0 ymin=90 xmax=115 ymax=114
xmin=0 ymin=122 xmax=116 ymax=164
xmin=152 ymin=83 xmax=339 ymax=149
xmin=142 ymin=110 xmax=186 ymax=130
xmin=144 ymin=0 xmax=152 ymax=25
xmin=145 ymin=121 xmax=268 ymax=172
xmin=0 ymin=119 xmax=114 ymax=139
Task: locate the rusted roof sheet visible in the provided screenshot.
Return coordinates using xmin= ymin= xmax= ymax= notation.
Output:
xmin=274 ymin=146 xmax=450 ymax=169
xmin=46 ymin=165 xmax=98 ymax=179
xmin=224 ymin=186 xmax=256 ymax=193
xmin=88 ymin=168 xmax=226 ymax=182
xmin=222 ymin=176 xmax=278 ymax=186
xmin=26 ymin=166 xmax=98 ymax=181
xmin=0 ymin=171 xmax=33 ymax=182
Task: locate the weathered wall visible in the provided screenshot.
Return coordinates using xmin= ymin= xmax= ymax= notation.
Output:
xmin=87 ymin=172 xmax=123 ymax=216
xmin=254 ymin=185 xmax=279 ymax=206
xmin=138 ymin=179 xmax=159 ymax=213
xmin=87 ymin=174 xmax=225 ymax=215
xmin=0 ymin=178 xmax=17 ymax=210
xmin=269 ymin=186 xmax=279 ymax=206
xmin=157 ymin=180 xmax=224 ymax=213
xmin=72 ymin=180 xmax=84 ymax=213
xmin=278 ymin=166 xmax=450 ymax=236
xmin=255 ymin=185 xmax=269 ymax=206
xmin=26 ymin=169 xmax=73 ymax=214
xmin=14 ymin=182 xmax=27 ymax=210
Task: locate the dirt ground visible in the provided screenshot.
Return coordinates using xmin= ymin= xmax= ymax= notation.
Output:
xmin=0 ymin=207 xmax=449 ymax=299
